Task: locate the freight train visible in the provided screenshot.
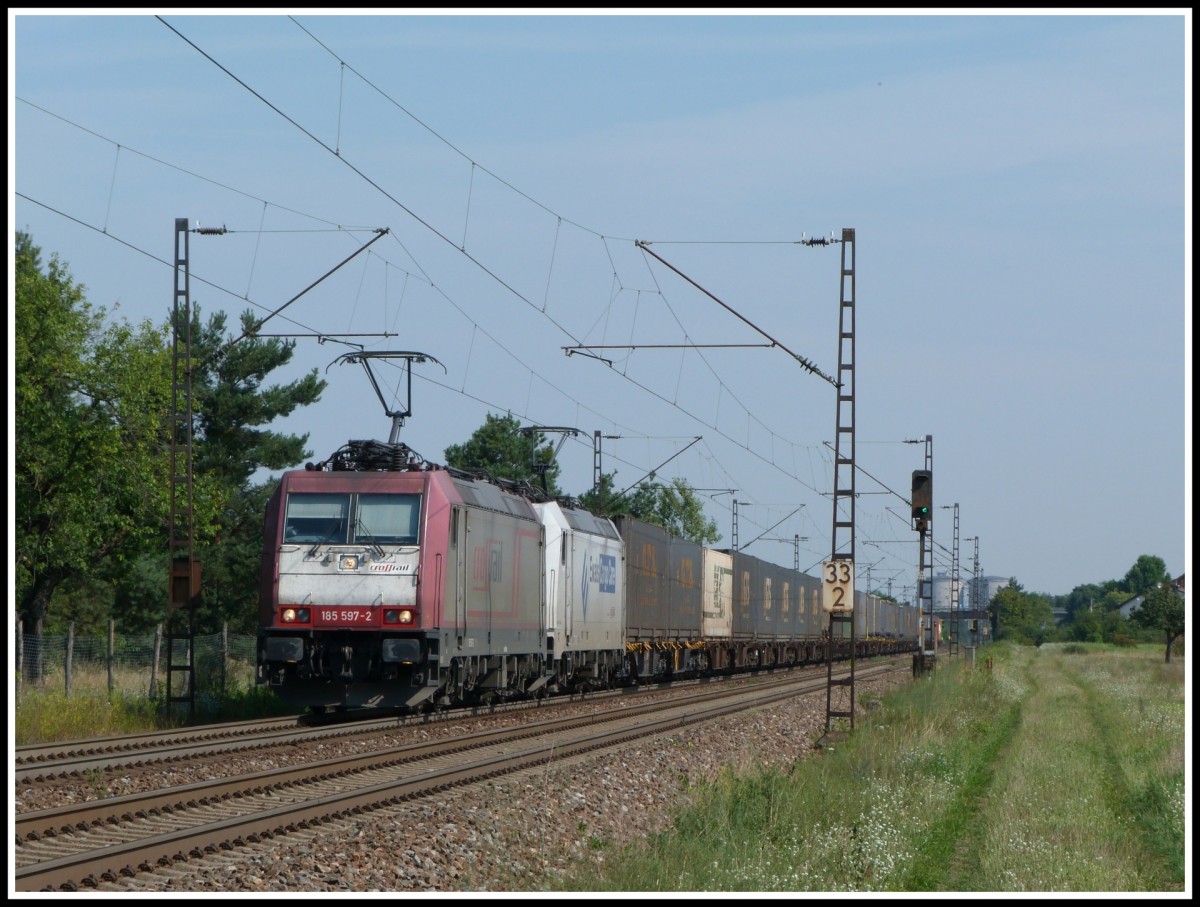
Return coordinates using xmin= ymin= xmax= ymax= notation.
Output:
xmin=257 ymin=439 xmax=919 ymax=713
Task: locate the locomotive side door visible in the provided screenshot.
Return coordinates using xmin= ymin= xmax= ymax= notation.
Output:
xmin=455 ymin=506 xmax=467 ymax=640
xmin=564 ymin=530 xmax=574 ymax=642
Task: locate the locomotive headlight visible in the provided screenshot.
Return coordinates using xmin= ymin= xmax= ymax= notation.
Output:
xmin=280 ymin=608 xmax=310 ymax=624
xmin=384 ymin=608 xmax=415 ymax=625
xmin=339 ymin=554 xmax=360 ymax=571
xmin=398 ymin=609 xmax=415 ymax=624
xmin=282 ymin=608 xmax=297 ymax=622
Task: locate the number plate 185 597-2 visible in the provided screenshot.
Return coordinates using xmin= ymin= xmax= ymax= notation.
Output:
xmin=314 ymin=608 xmax=377 ymax=626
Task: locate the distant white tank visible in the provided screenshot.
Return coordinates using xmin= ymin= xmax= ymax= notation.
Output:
xmin=932 ymin=573 xmax=967 ymax=611
xmin=965 ymin=575 xmax=1011 ymax=609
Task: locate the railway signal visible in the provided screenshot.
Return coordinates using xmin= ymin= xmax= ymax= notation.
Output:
xmin=911 ymin=469 xmax=932 ymax=524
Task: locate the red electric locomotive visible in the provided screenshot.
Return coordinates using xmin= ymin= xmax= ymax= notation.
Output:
xmin=257 ymin=440 xmax=548 ymax=713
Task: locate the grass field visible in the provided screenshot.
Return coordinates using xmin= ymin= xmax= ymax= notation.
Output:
xmin=12 ymin=642 xmax=1187 ymax=893
xmin=562 ymin=642 xmax=1187 ymax=893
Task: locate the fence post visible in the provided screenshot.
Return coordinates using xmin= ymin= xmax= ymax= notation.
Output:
xmin=66 ymin=621 xmax=75 ymax=699
xmin=221 ymin=622 xmax=229 ymax=696
xmin=16 ymin=619 xmax=23 ymax=698
xmin=33 ymin=618 xmax=46 ymax=686
xmin=150 ymin=624 xmax=163 ymax=699
xmin=108 ymin=619 xmax=116 ymax=697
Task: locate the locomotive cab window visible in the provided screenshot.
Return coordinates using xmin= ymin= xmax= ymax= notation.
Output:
xmin=355 ymin=493 xmax=420 ymax=545
xmin=285 ymin=493 xmax=350 ymax=543
xmin=284 ymin=492 xmax=421 ymax=546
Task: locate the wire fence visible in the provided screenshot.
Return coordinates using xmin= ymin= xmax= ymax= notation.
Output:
xmin=14 ymin=621 xmax=257 ymax=702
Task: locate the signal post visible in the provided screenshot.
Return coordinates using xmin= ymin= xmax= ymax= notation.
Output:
xmin=912 ymin=440 xmax=936 ymax=675
xmin=819 ymin=229 xmax=857 ymax=747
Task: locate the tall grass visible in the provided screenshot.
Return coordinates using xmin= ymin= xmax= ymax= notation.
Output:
xmin=14 ymin=686 xmax=166 ymax=743
xmin=14 ymin=664 xmax=296 ymax=744
xmin=562 ymin=643 xmax=1185 ymax=893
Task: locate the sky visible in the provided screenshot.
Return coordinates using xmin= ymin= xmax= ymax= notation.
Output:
xmin=9 ymin=10 xmax=1192 ymax=600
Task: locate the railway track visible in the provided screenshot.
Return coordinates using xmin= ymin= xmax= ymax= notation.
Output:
xmin=16 ymin=657 xmax=853 ymax=787
xmin=16 ymin=661 xmax=899 ymax=891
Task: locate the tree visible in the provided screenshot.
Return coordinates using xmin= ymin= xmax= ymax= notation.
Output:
xmin=582 ymin=475 xmax=719 ymax=546
xmin=444 ymin=413 xmax=561 ymax=495
xmin=185 ymin=307 xmax=325 ymax=489
xmin=623 ymin=478 xmax=720 ymax=545
xmin=1068 ymin=605 xmax=1104 ymax=643
xmin=192 ymin=480 xmax=279 ymax=635
xmin=577 ymin=472 xmax=626 ymax=518
xmin=111 ymin=306 xmax=327 ymax=636
xmin=1122 ymin=555 xmax=1171 ymax=596
xmin=15 ymin=231 xmax=185 ymax=635
xmin=443 ymin=416 xmax=719 ymax=546
xmin=1132 ymin=583 xmax=1185 ymax=662
xmin=16 ymin=232 xmax=329 ymax=637
xmin=1060 ymin=581 xmax=1118 ymax=621
xmin=176 ymin=307 xmax=328 ymax=635
xmin=988 ymin=579 xmax=1055 ymax=645
xmin=1099 ymin=588 xmax=1131 ymax=611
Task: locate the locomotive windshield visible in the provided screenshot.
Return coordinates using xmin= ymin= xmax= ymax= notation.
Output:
xmin=357 ymin=493 xmax=420 ymax=544
xmin=284 ymin=492 xmax=421 ymax=545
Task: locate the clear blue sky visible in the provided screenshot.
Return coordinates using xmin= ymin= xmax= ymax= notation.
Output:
xmin=10 ymin=10 xmax=1191 ymax=598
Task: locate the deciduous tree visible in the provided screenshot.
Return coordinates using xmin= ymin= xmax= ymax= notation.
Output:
xmin=988 ymin=579 xmax=1055 ymax=645
xmin=620 ymin=478 xmax=720 ymax=546
xmin=1122 ymin=554 xmax=1171 ymax=596
xmin=1132 ymin=583 xmax=1185 ymax=662
xmin=15 ymin=232 xmax=186 ymax=634
xmin=16 ymin=233 xmax=328 ymax=637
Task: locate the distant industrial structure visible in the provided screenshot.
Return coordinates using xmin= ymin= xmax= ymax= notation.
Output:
xmin=929 ymin=573 xmax=1010 ymax=650
xmin=931 ymin=573 xmax=967 ymax=611
xmin=971 ymin=575 xmax=1012 ymax=607
xmin=929 ymin=573 xmax=1009 ymax=613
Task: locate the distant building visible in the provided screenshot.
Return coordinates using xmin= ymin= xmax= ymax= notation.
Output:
xmin=1119 ymin=574 xmax=1186 ymax=619
xmin=1120 ymin=593 xmax=1146 ymax=620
